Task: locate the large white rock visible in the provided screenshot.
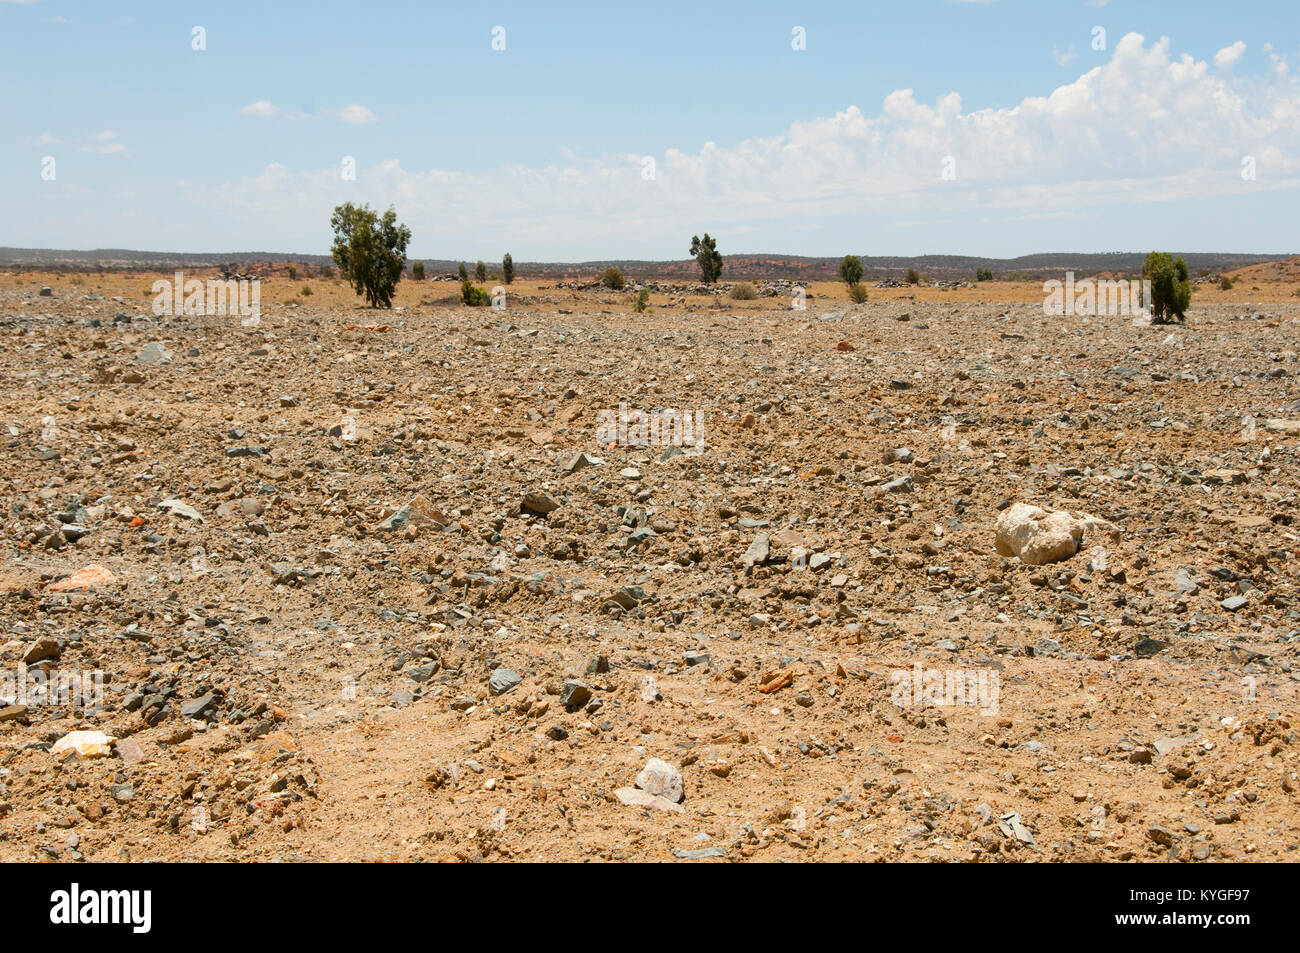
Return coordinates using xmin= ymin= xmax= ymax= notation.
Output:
xmin=994 ymin=503 xmax=1117 ymax=566
xmin=50 ymin=730 xmax=116 ymax=759
xmin=635 ymin=757 xmax=684 ymax=803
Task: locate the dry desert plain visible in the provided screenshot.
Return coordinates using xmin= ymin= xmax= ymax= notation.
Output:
xmin=0 ymin=264 xmax=1298 ymax=862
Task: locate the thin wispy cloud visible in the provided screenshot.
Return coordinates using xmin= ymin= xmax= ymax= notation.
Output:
xmin=240 ymin=100 xmax=279 ymax=118
xmin=80 ymin=130 xmax=126 ymax=155
xmin=240 ymin=101 xmax=376 ymax=123
xmin=337 ymin=104 xmax=379 ymax=124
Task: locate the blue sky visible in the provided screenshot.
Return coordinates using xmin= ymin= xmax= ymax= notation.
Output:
xmin=3 ymin=0 xmax=1297 ymax=260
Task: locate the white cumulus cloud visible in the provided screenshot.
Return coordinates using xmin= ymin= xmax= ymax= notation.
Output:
xmin=165 ymin=33 xmax=1300 ymax=255
xmin=1215 ymin=41 xmax=1246 ymax=68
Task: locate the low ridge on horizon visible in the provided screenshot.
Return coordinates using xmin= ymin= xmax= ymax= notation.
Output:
xmin=1 ymin=246 xmax=1292 ymax=281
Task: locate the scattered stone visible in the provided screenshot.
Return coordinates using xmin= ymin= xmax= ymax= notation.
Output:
xmin=880 ymin=475 xmax=914 ymax=494
xmin=1134 ymin=637 xmax=1169 ymax=658
xmin=1033 ymin=637 xmax=1061 ymax=658
xmin=378 ymin=494 xmax=449 ymax=532
xmin=560 ymin=681 xmax=592 ymax=712
xmin=489 ymin=668 xmax=522 ymax=696
xmin=674 ymin=846 xmax=726 ymax=859
xmin=614 ymin=786 xmax=682 ymax=813
xmin=1147 ymin=825 xmax=1176 ymax=847
xmin=179 ymin=693 xmax=217 ymax=718
xmin=158 ymin=498 xmax=205 ymax=522
xmin=21 ymin=637 xmax=60 ymax=664
xmin=640 ymin=676 xmax=662 ymax=702
xmin=563 ymin=452 xmax=602 ymax=473
xmin=135 ymin=342 xmax=174 ymax=365
xmin=610 ymin=586 xmax=646 ymax=609
xmin=522 ymin=491 xmax=560 ymax=515
xmin=46 ymin=564 xmax=117 ymax=592
xmin=743 ymin=533 xmax=770 ymax=568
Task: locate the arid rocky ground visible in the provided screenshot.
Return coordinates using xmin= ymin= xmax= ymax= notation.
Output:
xmin=0 ymin=268 xmax=1297 ymax=862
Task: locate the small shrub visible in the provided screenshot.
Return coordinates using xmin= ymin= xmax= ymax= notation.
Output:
xmin=601 ymin=267 xmax=625 ymax=290
xmin=474 ymin=261 xmax=487 ymax=283
xmin=458 ymin=262 xmax=469 ymax=281
xmin=411 ymin=262 xmax=425 ymax=281
xmin=729 ymin=282 xmax=758 ymax=300
xmin=976 ymin=267 xmax=993 ymax=281
xmin=502 ymin=253 xmax=514 ymax=285
xmin=300 ymin=284 xmax=313 ymax=296
xmin=287 ymin=265 xmax=298 ymax=280
xmin=905 ymin=267 xmax=920 ymax=285
xmin=635 ymin=289 xmax=651 ymax=313
xmin=461 ymin=280 xmax=491 ymax=306
xmin=1219 ymin=275 xmax=1233 ymax=290
xmin=847 ymin=283 xmax=868 ymax=303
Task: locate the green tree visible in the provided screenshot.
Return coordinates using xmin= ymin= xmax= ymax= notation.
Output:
xmin=287 ymin=265 xmax=298 ymax=280
xmin=458 ymin=262 xmax=468 ymax=281
xmin=839 ymin=255 xmax=864 ymax=286
xmin=411 ymin=261 xmax=425 ymax=280
xmin=689 ymin=233 xmax=723 ymax=283
xmin=474 ymin=260 xmax=487 ymax=283
xmin=329 ymin=202 xmax=412 ymax=307
xmin=1142 ymin=251 xmax=1192 ymax=324
xmin=502 ymin=253 xmax=514 ymax=285
xmin=634 ymin=289 xmax=651 ymax=313
xmin=601 ymin=267 xmax=625 ymax=290
xmin=976 ymin=267 xmax=993 ymax=281
xmin=905 ymin=267 xmax=920 ymax=285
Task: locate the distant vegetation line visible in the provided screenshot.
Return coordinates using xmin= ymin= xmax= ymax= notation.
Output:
xmin=0 ymin=247 xmax=1289 ymax=281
